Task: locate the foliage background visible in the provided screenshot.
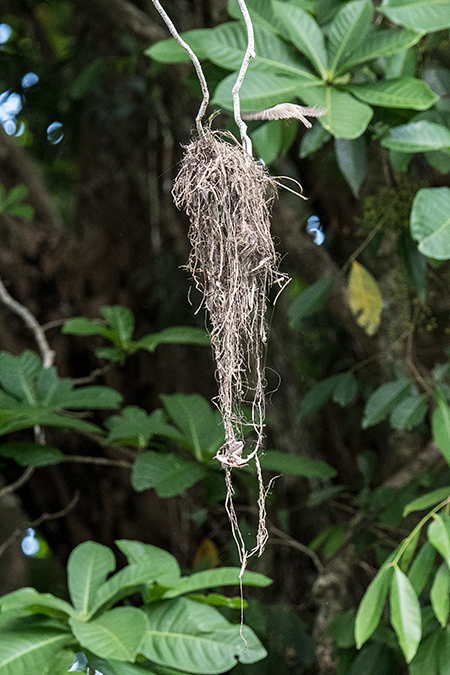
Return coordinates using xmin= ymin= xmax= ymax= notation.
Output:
xmin=1 ymin=0 xmax=450 ymax=673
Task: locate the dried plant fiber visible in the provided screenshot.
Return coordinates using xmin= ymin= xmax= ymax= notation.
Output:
xmin=173 ymin=129 xmax=287 ymax=565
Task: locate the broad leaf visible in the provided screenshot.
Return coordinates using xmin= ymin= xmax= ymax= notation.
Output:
xmin=432 ymin=397 xmax=450 ymax=465
xmin=272 ymin=2 xmax=328 ymax=79
xmin=0 ymin=442 xmax=64 ymax=466
xmin=57 ymin=385 xmax=122 ymax=409
xmin=141 ymin=597 xmax=266 ymax=674
xmin=332 ymin=371 xmax=358 ymax=406
xmin=362 ymin=379 xmax=412 ymax=428
xmin=137 ymin=327 xmax=210 ymax=353
xmin=381 ymin=121 xmax=450 ymax=153
xmin=430 ymin=562 xmax=450 ymax=627
xmin=62 ymin=317 xmax=113 ymax=338
xmin=212 ymin=65 xmax=299 ymax=112
xmin=161 ymin=567 xmax=271 ymax=600
xmin=327 ymin=0 xmax=372 ymax=78
xmin=346 ymin=78 xmax=438 ymax=110
xmin=299 ymin=122 xmax=331 ymax=158
xmin=288 ymin=275 xmax=336 ymax=328
xmin=0 ymin=351 xmax=41 ymax=401
xmin=408 ymin=630 xmax=440 ymax=675
xmin=295 ymin=85 xmax=373 ymax=139
xmin=145 ymin=29 xmax=208 ymax=63
xmin=300 ymin=374 xmax=345 ymax=417
xmin=411 ymin=187 xmax=450 ymax=260
xmin=67 ymin=541 xmax=116 ymax=619
xmin=340 ymin=27 xmax=422 ymax=72
xmin=390 ymin=567 xmax=421 ymax=663
xmin=408 ymin=542 xmax=436 ymax=596
xmin=115 ymin=540 xmax=181 ymax=577
xmin=0 ymin=618 xmax=72 ymax=675
xmin=348 ymin=261 xmax=383 ymax=336
xmin=428 ymin=514 xmax=450 ymax=567
xmin=379 ymin=0 xmax=450 ymax=32
xmin=69 ymin=607 xmax=149 ymax=661
xmin=131 ymin=452 xmax=207 ymax=497
xmin=404 ymin=487 xmax=450 ymax=516
xmin=0 ymin=587 xmax=74 ymax=618
xmin=438 ymin=626 xmax=450 ymax=675
xmin=259 ymin=450 xmax=336 ymax=480
xmin=100 ymin=306 xmax=135 ymax=343
xmin=355 ymin=565 xmax=393 ymax=647
xmin=335 ymin=137 xmax=367 ymax=198
xmin=390 ymin=393 xmax=428 ymax=430
xmin=105 ymin=407 xmax=181 ymax=447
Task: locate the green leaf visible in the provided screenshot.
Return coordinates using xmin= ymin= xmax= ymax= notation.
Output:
xmin=432 ymin=397 xmax=450 ymax=465
xmin=397 ymin=230 xmax=427 ymax=303
xmin=428 ymin=514 xmax=450 ymax=568
xmin=438 ymin=626 xmax=450 ymax=675
xmin=141 ymin=597 xmax=267 ymax=674
xmin=212 ymin=66 xmax=298 ymax=112
xmin=411 ymin=187 xmax=450 ymax=260
xmin=187 ymin=594 xmax=244 ymax=609
xmin=272 ymin=2 xmax=328 ymax=79
xmin=390 ymin=393 xmax=428 ymax=430
xmin=390 ymin=567 xmax=421 ymax=663
xmin=348 ymin=261 xmax=383 ymax=336
xmin=131 ymin=452 xmax=207 ymax=497
xmin=355 ymin=565 xmax=393 ymax=648
xmin=381 ymin=121 xmax=450 ymax=153
xmin=0 ymin=587 xmax=74 ymax=618
xmin=145 ymin=30 xmax=208 ymax=63
xmin=327 ymin=0 xmax=372 ymax=78
xmin=431 ymin=562 xmax=450 ymax=627
xmin=299 ymin=122 xmax=331 ymax=158
xmin=332 ymin=371 xmax=358 ymax=406
xmin=0 ymin=441 xmax=64 ymax=466
xmin=362 ymin=379 xmax=412 ymax=428
xmin=334 ymin=137 xmax=367 ymax=198
xmin=161 ymin=567 xmax=272 ymax=600
xmin=288 ymin=275 xmax=336 ymax=328
xmin=115 ymin=540 xmax=181 ymax=577
xmin=300 ymin=374 xmax=342 ymax=416
xmin=90 ymin=659 xmax=157 ymax=675
xmin=408 ymin=542 xmax=436 ymax=596
xmin=295 ymin=84 xmax=373 ymax=139
xmin=137 ymin=327 xmax=210 ymax=353
xmin=251 ymin=120 xmax=283 ymax=165
xmin=7 ymin=204 xmax=34 ymax=219
xmin=105 ymin=407 xmax=180 ymax=448
xmin=259 ymin=450 xmax=336 ymax=480
xmin=379 ymin=0 xmax=450 ymax=32
xmin=0 ymin=618 xmax=72 ymax=675
xmin=58 ymin=385 xmax=122 ymax=409
xmin=160 ymin=393 xmax=224 ymax=459
xmin=0 ymin=351 xmax=41 ymax=401
xmin=62 ymin=317 xmax=113 ymax=337
xmin=67 ymin=541 xmax=116 ymax=618
xmin=423 ymin=66 xmax=450 ymax=114
xmin=408 ymin=630 xmax=440 ymax=675
xmin=346 ymin=77 xmax=438 ymax=110
xmin=404 ymin=487 xmax=450 ymax=516
xmin=3 ymin=184 xmax=28 ymax=206
xmin=100 ymin=306 xmax=135 ymax=343
xmin=70 ymin=607 xmax=149 ymax=661
xmin=340 ymin=28 xmax=422 ymax=72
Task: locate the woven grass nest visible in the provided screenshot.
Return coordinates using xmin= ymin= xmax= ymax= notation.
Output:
xmin=173 ymin=129 xmax=288 ymax=560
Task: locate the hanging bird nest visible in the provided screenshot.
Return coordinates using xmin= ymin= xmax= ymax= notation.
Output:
xmin=173 ymin=129 xmax=288 ymax=560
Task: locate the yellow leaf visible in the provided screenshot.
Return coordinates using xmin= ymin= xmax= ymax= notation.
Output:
xmin=348 ymin=261 xmax=383 ymax=336
xmin=193 ymin=539 xmax=219 ymax=569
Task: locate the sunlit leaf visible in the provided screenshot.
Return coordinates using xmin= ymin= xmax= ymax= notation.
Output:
xmin=379 ymin=0 xmax=450 ymax=32
xmin=327 ymin=0 xmax=372 ymax=78
xmin=381 ymin=121 xmax=450 ymax=153
xmin=355 ymin=565 xmax=393 ymax=648
xmin=348 ymin=261 xmax=383 ymax=336
xmin=67 ymin=541 xmax=116 ymax=619
xmin=390 ymin=567 xmax=421 ymax=663
xmin=430 ymin=562 xmax=450 ymax=627
xmin=404 ymin=487 xmax=450 ymax=516
xmin=346 ymin=77 xmax=438 ymax=109
xmin=428 ymin=514 xmax=450 ymax=568
xmin=408 ymin=542 xmax=436 ymax=596
xmin=411 ymin=187 xmax=450 ymax=261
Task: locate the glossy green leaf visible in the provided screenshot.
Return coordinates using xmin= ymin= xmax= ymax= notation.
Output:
xmin=141 ymin=597 xmax=266 ymax=674
xmin=160 ymin=393 xmax=224 ymax=459
xmin=340 ymin=27 xmax=422 ymax=71
xmin=0 ymin=618 xmax=72 ymax=675
xmin=335 ymin=137 xmax=367 ymax=198
xmin=428 ymin=514 xmax=450 ymax=567
xmin=272 ymin=2 xmax=328 ymax=78
xmin=432 ymin=398 xmax=450 ymax=465
xmin=390 ymin=393 xmax=428 ymax=430
xmin=355 ymin=565 xmax=393 ymax=648
xmin=137 ymin=327 xmax=210 ymax=352
xmin=385 ymin=47 xmax=417 ymax=78
xmin=408 ymin=542 xmax=435 ymax=596
xmin=390 ymin=567 xmax=421 ymax=662
xmin=327 ymin=0 xmax=372 ymax=78
xmin=0 ymin=441 xmax=64 ymax=466
xmin=362 ymin=379 xmax=412 ymax=428
xmin=100 ymin=306 xmax=135 ymax=343
xmin=57 ymin=385 xmax=122 ymax=409
xmin=288 ymin=275 xmax=336 ymax=328
xmin=212 ymin=65 xmax=298 ymax=112
xmin=145 ymin=30 xmax=208 ymax=63
xmin=0 ymin=587 xmax=74 ymax=618
xmin=346 ymin=77 xmax=438 ymax=110
xmin=105 ymin=407 xmax=181 ymax=447
xmin=404 ymin=487 xmax=450 ymax=516
xmin=70 ymin=607 xmax=149 ymax=661
xmin=299 ymin=122 xmax=331 ymax=158
xmin=161 ymin=567 xmax=271 ymax=600
xmin=295 ymin=85 xmax=373 ymax=139
xmin=379 ymin=0 xmax=450 ymax=32
xmin=348 ymin=261 xmax=383 ymax=336
xmin=115 ymin=540 xmax=181 ymax=576
xmin=381 ymin=121 xmax=450 ymax=153
xmin=408 ymin=630 xmax=440 ymax=675
xmin=431 ymin=562 xmax=450 ymax=626
xmin=67 ymin=541 xmax=116 ymax=618
xmin=411 ymin=187 xmax=450 ymax=260
xmin=259 ymin=450 xmax=337 ymax=479
xmin=0 ymin=351 xmax=41 ymax=400
xmin=131 ymin=452 xmax=206 ymax=497
xmin=62 ymin=317 xmax=113 ymax=337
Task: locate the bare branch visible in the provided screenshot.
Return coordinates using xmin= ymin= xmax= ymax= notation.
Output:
xmin=0 ymin=466 xmax=35 ymax=500
xmin=150 ymin=0 xmax=209 ymax=134
xmin=0 ymin=277 xmax=55 ymax=368
xmin=64 ymin=455 xmax=132 ymax=469
xmin=232 ymin=0 xmax=255 ymax=154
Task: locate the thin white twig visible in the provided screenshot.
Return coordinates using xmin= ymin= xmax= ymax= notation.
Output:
xmin=232 ymin=0 xmax=255 ymax=155
xmin=150 ymin=0 xmax=209 ymax=134
xmin=0 ymin=278 xmax=55 ymax=368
